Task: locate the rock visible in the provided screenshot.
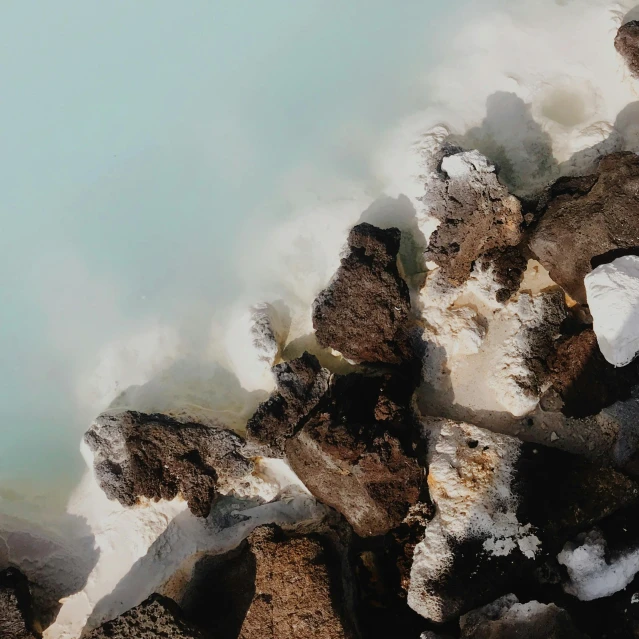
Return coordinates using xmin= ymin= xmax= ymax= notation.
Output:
xmin=424 ymin=150 xmax=523 ymax=286
xmin=529 ymin=152 xmax=639 ymax=304
xmin=616 ymin=20 xmax=639 ymax=78
xmin=180 ymin=527 xmax=354 ymax=639
xmin=547 ymin=326 xmax=639 ymax=416
xmin=585 ymin=256 xmax=639 ymax=367
xmin=84 ymin=594 xmax=204 ymax=639
xmin=312 ymin=222 xmax=413 ymax=365
xmin=286 ymin=397 xmax=423 ymax=537
xmin=225 ymin=302 xmax=290 ymax=392
xmin=459 ymin=594 xmax=586 ymax=639
xmin=84 ymin=411 xmax=253 ymax=517
xmin=0 ymin=569 xmax=35 ymax=639
xmin=246 ymin=352 xmax=331 ymax=457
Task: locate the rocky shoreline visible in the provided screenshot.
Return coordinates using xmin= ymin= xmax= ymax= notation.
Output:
xmin=7 ymin=18 xmax=639 ymax=639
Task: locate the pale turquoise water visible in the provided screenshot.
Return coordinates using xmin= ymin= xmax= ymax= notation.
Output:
xmin=0 ymin=1 xmax=458 ymax=514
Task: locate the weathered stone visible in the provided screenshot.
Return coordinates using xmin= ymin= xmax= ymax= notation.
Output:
xmin=312 ymin=223 xmax=413 ymax=365
xmin=84 ymin=411 xmax=253 ymax=517
xmin=286 ymin=410 xmax=423 ymax=537
xmin=245 ymin=352 xmax=331 ymax=457
xmin=616 ymin=21 xmax=639 ymax=78
xmin=459 ymin=594 xmax=586 ymax=639
xmin=424 ymin=150 xmax=523 ymax=286
xmin=529 ymin=152 xmax=639 ymax=304
xmin=84 ymin=594 xmax=203 ymax=639
xmin=0 ymin=569 xmax=35 ymax=639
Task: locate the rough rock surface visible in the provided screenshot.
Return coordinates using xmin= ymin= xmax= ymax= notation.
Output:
xmin=84 ymin=594 xmax=204 ymax=639
xmin=312 ymin=222 xmax=413 ymax=365
xmin=547 ymin=326 xmax=639 ymax=416
xmin=585 ymin=256 xmax=639 ymax=367
xmin=286 ymin=373 xmax=423 ymax=537
xmin=84 ymin=411 xmax=253 ymax=517
xmin=529 ymin=152 xmax=639 ymax=304
xmin=424 ymin=150 xmax=523 ymax=286
xmin=246 ymin=352 xmax=331 ymax=457
xmin=615 ymin=20 xmax=639 ymax=78
xmin=0 ymin=569 xmax=35 ymax=639
xmin=181 ymin=527 xmax=353 ymax=639
xmin=459 ymin=594 xmax=586 ymax=639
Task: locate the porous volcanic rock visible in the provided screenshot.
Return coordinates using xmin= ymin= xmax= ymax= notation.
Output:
xmin=84 ymin=411 xmax=253 ymax=517
xmin=0 ymin=569 xmax=35 ymax=639
xmin=615 ymin=20 xmax=639 ymax=77
xmin=85 ymin=594 xmax=204 ymax=639
xmin=529 ymin=152 xmax=639 ymax=304
xmin=459 ymin=594 xmax=586 ymax=639
xmin=245 ymin=352 xmax=330 ymax=457
xmin=424 ymin=150 xmax=523 ymax=286
xmin=312 ymin=222 xmax=413 ymax=365
xmin=286 ymin=407 xmax=423 ymax=537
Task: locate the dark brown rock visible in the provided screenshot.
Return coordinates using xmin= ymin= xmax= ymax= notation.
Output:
xmin=616 ymin=21 xmax=639 ymax=77
xmin=479 ymin=245 xmax=528 ymax=303
xmin=85 ymin=594 xmax=204 ymax=639
xmin=286 ymin=411 xmax=423 ymax=537
xmin=548 ymin=327 xmax=639 ymax=417
xmin=312 ymin=223 xmax=413 ymax=365
xmin=246 ymin=352 xmax=330 ymax=457
xmin=459 ymin=594 xmax=587 ymax=639
xmin=0 ymin=569 xmax=35 ymax=639
xmin=424 ymin=150 xmax=523 ymax=286
xmin=84 ymin=411 xmax=252 ymax=517
xmin=529 ymin=152 xmax=639 ymax=304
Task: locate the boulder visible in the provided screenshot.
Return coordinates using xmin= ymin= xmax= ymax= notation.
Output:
xmin=312 ymin=223 xmax=413 ymax=365
xmin=529 ymin=152 xmax=639 ymax=304
xmin=459 ymin=594 xmax=586 ymax=639
xmin=245 ymin=352 xmax=331 ymax=457
xmin=84 ymin=411 xmax=253 ymax=517
xmin=0 ymin=569 xmax=35 ymax=639
xmin=84 ymin=594 xmax=203 ymax=639
xmin=424 ymin=150 xmax=523 ymax=286
xmin=615 ymin=20 xmax=639 ymax=78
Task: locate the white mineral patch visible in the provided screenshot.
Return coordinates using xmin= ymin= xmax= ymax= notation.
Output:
xmin=408 ymin=420 xmax=540 ymax=622
xmin=585 ymin=255 xmax=639 ymax=367
xmin=558 ymin=529 xmax=639 ymax=601
xmin=41 ymin=444 xmax=326 ymax=639
xmin=224 ymin=302 xmax=290 ymax=393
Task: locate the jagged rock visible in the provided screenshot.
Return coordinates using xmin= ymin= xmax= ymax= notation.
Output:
xmin=459 ymin=594 xmax=586 ymax=639
xmin=424 ymin=150 xmax=523 ymax=286
xmin=616 ymin=21 xmax=639 ymax=78
xmin=246 ymin=352 xmax=331 ymax=457
xmin=312 ymin=222 xmax=413 ymax=365
xmin=547 ymin=326 xmax=639 ymax=417
xmin=529 ymin=152 xmax=639 ymax=304
xmin=586 ymin=256 xmax=639 ymax=367
xmin=180 ymin=527 xmax=354 ymax=639
xmin=84 ymin=594 xmax=204 ymax=639
xmin=84 ymin=411 xmax=253 ymax=517
xmin=408 ymin=419 xmax=639 ymax=622
xmin=286 ymin=394 xmax=423 ymax=536
xmin=0 ymin=569 xmax=35 ymax=639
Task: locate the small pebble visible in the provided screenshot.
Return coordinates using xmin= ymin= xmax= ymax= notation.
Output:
xmin=550 ymin=432 xmax=559 ymax=442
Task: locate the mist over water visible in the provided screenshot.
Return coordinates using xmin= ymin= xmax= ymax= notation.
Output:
xmin=0 ymin=1 xmax=456 ymax=516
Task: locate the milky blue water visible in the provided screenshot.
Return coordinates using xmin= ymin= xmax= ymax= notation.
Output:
xmin=0 ymin=1 xmax=460 ymax=516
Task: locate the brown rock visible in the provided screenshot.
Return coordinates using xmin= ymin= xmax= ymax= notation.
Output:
xmin=286 ymin=411 xmax=423 ymax=537
xmin=312 ymin=223 xmax=413 ymax=365
xmin=616 ymin=21 xmax=639 ymax=77
xmin=85 ymin=594 xmax=203 ymax=639
xmin=246 ymin=352 xmax=330 ymax=457
xmin=529 ymin=152 xmax=639 ymax=304
xmin=0 ymin=569 xmax=35 ymax=639
xmin=424 ymin=150 xmax=523 ymax=286
xmin=84 ymin=411 xmax=252 ymax=517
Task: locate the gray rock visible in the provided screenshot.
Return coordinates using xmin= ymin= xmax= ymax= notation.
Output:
xmin=616 ymin=21 xmax=639 ymax=77
xmin=84 ymin=411 xmax=253 ymax=517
